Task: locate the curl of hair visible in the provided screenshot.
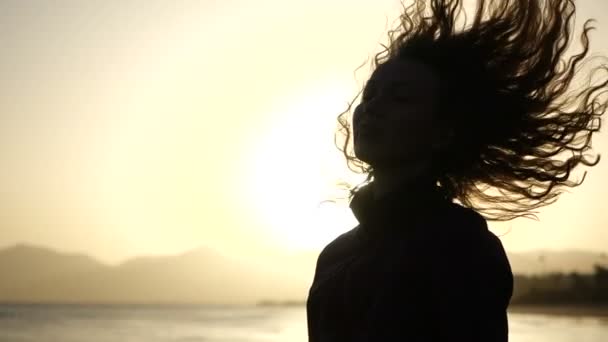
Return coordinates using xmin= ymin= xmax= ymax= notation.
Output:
xmin=334 ymin=0 xmax=608 ymax=221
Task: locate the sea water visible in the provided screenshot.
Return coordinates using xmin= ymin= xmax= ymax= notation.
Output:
xmin=0 ymin=304 xmax=607 ymax=342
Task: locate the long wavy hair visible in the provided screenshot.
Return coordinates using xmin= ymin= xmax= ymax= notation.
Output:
xmin=334 ymin=0 xmax=608 ymax=221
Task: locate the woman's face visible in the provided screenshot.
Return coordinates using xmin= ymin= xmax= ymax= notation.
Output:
xmin=353 ymin=58 xmax=442 ymax=168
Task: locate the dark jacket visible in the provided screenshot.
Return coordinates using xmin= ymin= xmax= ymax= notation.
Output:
xmin=306 ymin=182 xmax=513 ymax=341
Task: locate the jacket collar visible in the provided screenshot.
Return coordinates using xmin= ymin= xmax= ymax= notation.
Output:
xmin=348 ymin=180 xmax=450 ymax=229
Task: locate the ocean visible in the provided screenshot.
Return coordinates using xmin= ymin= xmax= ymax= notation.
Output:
xmin=0 ymin=304 xmax=607 ymax=342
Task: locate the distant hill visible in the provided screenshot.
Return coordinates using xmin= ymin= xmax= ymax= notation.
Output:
xmin=0 ymin=244 xmax=314 ymax=305
xmin=0 ymin=243 xmax=606 ymax=304
xmin=0 ymin=243 xmax=108 ymax=283
xmin=506 ymin=249 xmax=608 ymax=275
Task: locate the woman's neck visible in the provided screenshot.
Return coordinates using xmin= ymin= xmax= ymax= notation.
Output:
xmin=371 ymin=159 xmax=436 ymax=201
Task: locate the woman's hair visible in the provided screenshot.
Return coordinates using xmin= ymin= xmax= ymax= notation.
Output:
xmin=335 ymin=0 xmax=608 ymax=221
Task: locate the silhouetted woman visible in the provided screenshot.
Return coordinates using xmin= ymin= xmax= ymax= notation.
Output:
xmin=306 ymin=0 xmax=608 ymax=341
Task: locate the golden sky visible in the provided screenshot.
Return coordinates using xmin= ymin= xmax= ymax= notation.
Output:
xmin=1 ymin=0 xmax=607 ymax=265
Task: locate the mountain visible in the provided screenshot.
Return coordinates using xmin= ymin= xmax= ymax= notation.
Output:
xmin=0 ymin=244 xmax=109 ymax=293
xmin=0 ymin=244 xmax=314 ymax=305
xmin=0 ymin=244 xmax=606 ymax=304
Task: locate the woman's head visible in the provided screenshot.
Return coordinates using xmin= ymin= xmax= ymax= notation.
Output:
xmin=352 ymin=57 xmax=447 ymax=169
xmin=337 ymin=0 xmax=608 ymax=220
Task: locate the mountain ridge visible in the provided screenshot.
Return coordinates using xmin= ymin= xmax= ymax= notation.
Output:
xmin=1 ymin=243 xmax=606 ymax=304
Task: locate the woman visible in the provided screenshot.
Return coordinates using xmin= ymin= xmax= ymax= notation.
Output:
xmin=306 ymin=0 xmax=608 ymax=341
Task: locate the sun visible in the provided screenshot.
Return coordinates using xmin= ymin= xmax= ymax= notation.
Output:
xmin=245 ymin=78 xmax=363 ymax=250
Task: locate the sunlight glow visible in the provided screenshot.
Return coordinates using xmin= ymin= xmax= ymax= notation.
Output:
xmin=246 ymin=78 xmax=362 ymax=250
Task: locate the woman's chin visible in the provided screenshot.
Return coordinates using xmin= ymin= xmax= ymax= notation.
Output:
xmin=354 ymin=144 xmax=378 ymax=165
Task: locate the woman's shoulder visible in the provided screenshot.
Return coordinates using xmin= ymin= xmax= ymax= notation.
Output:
xmin=315 ymin=226 xmax=360 ymax=271
xmin=433 ymin=202 xmax=510 ymax=266
xmin=436 ymin=202 xmax=489 ymax=241
xmin=441 ymin=202 xmax=487 ymax=231
xmin=423 ymin=203 xmax=513 ymax=297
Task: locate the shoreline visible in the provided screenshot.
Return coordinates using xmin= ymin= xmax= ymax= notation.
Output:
xmin=509 ymin=304 xmax=608 ymax=317
xmin=3 ymin=302 xmax=608 ymax=318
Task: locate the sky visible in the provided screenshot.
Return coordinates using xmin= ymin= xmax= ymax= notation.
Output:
xmin=0 ymin=0 xmax=607 ymax=265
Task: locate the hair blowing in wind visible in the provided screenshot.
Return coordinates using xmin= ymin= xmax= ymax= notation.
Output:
xmin=335 ymin=0 xmax=608 ymax=221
